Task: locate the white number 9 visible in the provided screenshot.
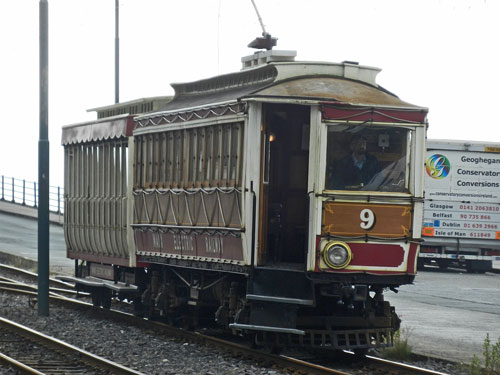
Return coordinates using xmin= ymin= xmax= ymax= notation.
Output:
xmin=360 ymin=209 xmax=375 ymax=230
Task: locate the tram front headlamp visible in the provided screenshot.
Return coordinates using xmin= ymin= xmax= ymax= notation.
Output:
xmin=323 ymin=241 xmax=352 ymax=269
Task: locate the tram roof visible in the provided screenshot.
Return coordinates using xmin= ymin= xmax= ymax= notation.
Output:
xmin=244 ymin=76 xmax=419 ymax=107
xmin=61 ymin=114 xmax=134 ymax=145
xmin=137 ymin=55 xmax=426 ymax=123
xmin=62 ymin=51 xmax=428 ymax=144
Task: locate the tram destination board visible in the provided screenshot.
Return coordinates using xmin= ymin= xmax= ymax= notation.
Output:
xmin=423 ymin=200 xmax=500 ymax=240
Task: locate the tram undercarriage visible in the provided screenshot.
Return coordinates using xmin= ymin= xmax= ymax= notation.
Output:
xmin=76 ymin=261 xmax=402 ymax=352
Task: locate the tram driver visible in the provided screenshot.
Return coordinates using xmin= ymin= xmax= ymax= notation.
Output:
xmin=330 ymin=134 xmax=380 ymax=190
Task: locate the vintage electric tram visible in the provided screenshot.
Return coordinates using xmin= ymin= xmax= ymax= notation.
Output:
xmin=62 ymin=48 xmax=428 ymax=352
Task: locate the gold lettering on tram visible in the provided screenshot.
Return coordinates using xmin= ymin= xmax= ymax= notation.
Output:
xmin=173 ymin=234 xmax=194 ymax=252
xmin=152 ymin=232 xmax=163 ymax=249
xmin=205 ymin=236 xmax=223 ymax=255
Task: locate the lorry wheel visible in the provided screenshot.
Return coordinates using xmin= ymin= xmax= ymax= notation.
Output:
xmin=437 ymin=260 xmax=449 ymax=270
xmin=417 ymin=259 xmax=425 ymax=270
xmin=465 ymin=260 xmax=490 ymax=274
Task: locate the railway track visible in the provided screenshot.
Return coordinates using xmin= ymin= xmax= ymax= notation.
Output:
xmin=0 ymin=263 xmax=74 ymax=287
xmin=0 ymin=264 xmax=454 ymax=375
xmin=0 ymin=316 xmax=144 ymax=375
xmin=0 ymin=278 xmax=85 ymax=299
xmin=363 ymin=355 xmax=451 ymax=375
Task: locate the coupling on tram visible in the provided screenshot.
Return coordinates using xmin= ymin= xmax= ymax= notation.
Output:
xmin=61 ymin=47 xmax=427 ymax=352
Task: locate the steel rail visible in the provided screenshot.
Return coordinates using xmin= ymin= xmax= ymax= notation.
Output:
xmin=0 ymin=351 xmax=45 ymax=375
xmin=0 ymin=263 xmax=74 ymax=289
xmin=0 ymin=280 xmax=85 ymax=298
xmin=1 ymin=285 xmax=353 ymax=374
xmin=189 ymin=334 xmax=352 ymax=375
xmin=364 ymin=354 xmax=451 ymax=375
xmin=0 ymin=316 xmax=145 ymax=375
xmin=0 ymin=353 xmax=45 ymax=375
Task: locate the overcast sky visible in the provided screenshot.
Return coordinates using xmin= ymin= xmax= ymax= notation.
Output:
xmin=1 ymin=0 xmax=498 ymax=188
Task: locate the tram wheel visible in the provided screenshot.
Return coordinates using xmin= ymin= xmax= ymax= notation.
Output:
xmin=101 ymin=289 xmax=112 ymax=309
xmin=91 ymin=289 xmax=112 ymax=309
xmin=91 ymin=291 xmax=100 ymax=307
xmin=251 ymin=332 xmax=283 ymax=354
xmin=353 ymin=348 xmax=368 ymax=358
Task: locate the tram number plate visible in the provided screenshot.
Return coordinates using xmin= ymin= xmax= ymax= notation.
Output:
xmin=322 ymin=202 xmax=412 ymax=238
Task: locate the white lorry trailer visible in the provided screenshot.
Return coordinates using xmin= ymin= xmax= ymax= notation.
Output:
xmin=420 ymin=139 xmax=500 ymax=272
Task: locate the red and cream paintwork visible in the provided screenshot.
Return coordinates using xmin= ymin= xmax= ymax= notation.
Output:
xmin=132 ymin=102 xmax=427 ymax=275
xmin=135 ymin=231 xmax=244 ymax=262
xmin=306 ymin=105 xmax=427 ymax=275
xmin=317 ymin=241 xmax=419 ymax=275
xmin=317 ymin=201 xmax=419 ymax=274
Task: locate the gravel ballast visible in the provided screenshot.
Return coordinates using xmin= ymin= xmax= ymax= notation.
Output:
xmin=0 ymin=291 xmax=472 ymax=375
xmin=0 ymin=292 xmax=290 ymax=375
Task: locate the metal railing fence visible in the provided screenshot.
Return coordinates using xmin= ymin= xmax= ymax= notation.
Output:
xmin=0 ymin=176 xmax=64 ymax=214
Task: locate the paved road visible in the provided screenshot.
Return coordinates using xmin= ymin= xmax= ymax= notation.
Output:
xmin=386 ymin=267 xmax=500 ymax=363
xmin=0 ymin=212 xmax=73 ymax=274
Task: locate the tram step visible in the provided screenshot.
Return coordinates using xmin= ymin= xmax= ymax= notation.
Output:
xmin=246 ymin=294 xmax=313 ymax=305
xmin=229 ymin=323 xmax=305 ymax=335
xmin=248 ymin=268 xmax=314 ymax=305
xmin=235 ymin=300 xmax=303 ymax=333
xmin=57 ymin=275 xmax=139 ymax=293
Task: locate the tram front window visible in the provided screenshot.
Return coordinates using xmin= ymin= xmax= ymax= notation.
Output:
xmin=325 ymin=127 xmax=411 ymax=192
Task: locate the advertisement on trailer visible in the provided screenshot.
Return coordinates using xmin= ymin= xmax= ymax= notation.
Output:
xmin=422 ymin=201 xmax=500 ymax=240
xmin=424 ymin=149 xmax=500 ymax=240
xmin=425 ymin=150 xmax=500 ymax=204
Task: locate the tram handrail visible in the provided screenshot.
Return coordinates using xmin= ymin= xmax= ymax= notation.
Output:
xmin=0 ymin=175 xmax=64 ymax=214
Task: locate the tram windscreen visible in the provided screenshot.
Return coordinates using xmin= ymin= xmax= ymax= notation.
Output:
xmin=324 ymin=126 xmax=411 ymax=192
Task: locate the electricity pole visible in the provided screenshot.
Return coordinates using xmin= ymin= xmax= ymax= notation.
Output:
xmin=38 ymin=0 xmax=50 ymax=316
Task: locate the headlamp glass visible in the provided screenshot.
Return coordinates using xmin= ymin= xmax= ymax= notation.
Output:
xmin=323 ymin=242 xmax=352 ymax=269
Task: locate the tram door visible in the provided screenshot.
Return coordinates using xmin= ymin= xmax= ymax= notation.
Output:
xmin=259 ymin=104 xmax=310 ymax=266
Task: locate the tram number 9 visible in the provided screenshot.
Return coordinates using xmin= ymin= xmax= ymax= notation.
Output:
xmin=360 ymin=209 xmax=375 ymax=230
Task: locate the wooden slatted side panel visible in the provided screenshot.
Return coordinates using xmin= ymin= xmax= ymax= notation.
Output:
xmin=133 ymin=122 xmax=244 ymax=190
xmin=64 ymin=140 xmax=130 ymax=261
xmin=132 ymin=121 xmax=244 ymax=229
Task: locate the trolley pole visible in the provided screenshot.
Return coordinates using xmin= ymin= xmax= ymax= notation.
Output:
xmin=115 ymin=0 xmax=119 ymax=103
xmin=38 ymin=0 xmax=50 ymax=316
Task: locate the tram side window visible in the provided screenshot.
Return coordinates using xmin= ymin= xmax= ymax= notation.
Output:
xmin=66 ymin=140 xmax=128 ymax=199
xmin=134 ymin=122 xmax=244 ymax=189
xmin=324 ymin=127 xmax=410 ymax=192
